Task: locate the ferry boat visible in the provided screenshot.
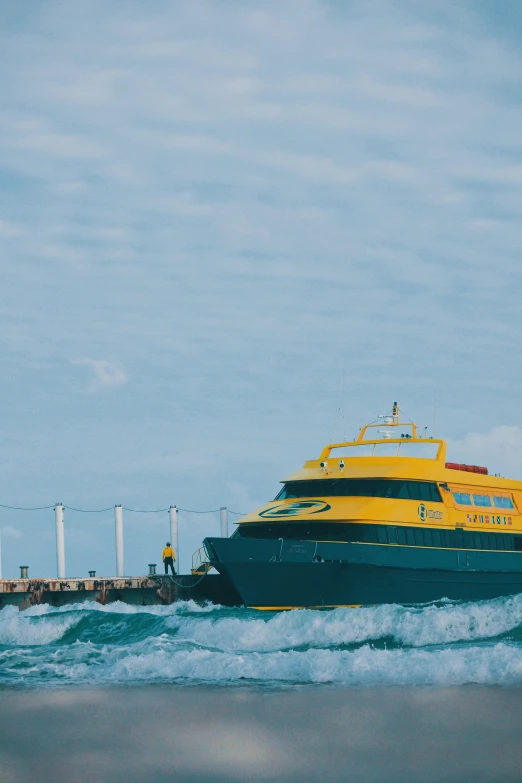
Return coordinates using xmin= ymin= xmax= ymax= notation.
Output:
xmin=203 ymin=404 xmax=522 ymax=609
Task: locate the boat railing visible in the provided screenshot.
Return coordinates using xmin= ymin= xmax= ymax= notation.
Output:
xmin=191 ymin=547 xmax=213 ymax=575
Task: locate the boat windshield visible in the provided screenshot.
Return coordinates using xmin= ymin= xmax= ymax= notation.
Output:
xmin=360 ymin=422 xmax=416 ymax=441
xmin=328 ymin=442 xmax=439 ymax=459
xmin=276 ymin=478 xmax=442 ymax=502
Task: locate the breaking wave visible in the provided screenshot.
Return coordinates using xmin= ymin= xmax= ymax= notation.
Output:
xmin=3 ymin=595 xmax=522 ymax=687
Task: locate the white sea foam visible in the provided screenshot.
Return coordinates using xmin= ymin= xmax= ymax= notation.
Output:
xmin=171 ymin=595 xmax=522 ymax=652
xmin=0 ymin=600 xmax=219 ymax=647
xmin=3 ymin=596 xmax=522 ymax=687
xmin=0 ymin=605 xmax=81 ymax=646
xmin=21 ymin=598 xmax=221 ymax=618
xmin=8 ymin=639 xmax=522 ymax=687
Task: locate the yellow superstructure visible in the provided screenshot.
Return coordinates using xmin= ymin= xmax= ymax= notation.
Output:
xmin=238 ymin=407 xmax=522 ymax=536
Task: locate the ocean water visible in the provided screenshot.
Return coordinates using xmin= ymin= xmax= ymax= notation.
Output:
xmin=3 ymin=596 xmax=522 ymax=688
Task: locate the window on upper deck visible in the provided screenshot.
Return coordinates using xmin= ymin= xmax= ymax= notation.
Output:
xmin=452 ymin=492 xmax=472 ymax=505
xmin=473 ymin=494 xmax=492 ymax=507
xmin=275 ymin=478 xmax=442 ymax=502
xmin=493 ymin=496 xmax=515 ymax=509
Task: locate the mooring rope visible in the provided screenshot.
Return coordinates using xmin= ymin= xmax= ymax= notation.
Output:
xmin=163 ymin=571 xmax=211 ymax=589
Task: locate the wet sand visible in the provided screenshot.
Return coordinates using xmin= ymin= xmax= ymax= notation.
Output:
xmin=0 ymin=685 xmax=521 ymax=782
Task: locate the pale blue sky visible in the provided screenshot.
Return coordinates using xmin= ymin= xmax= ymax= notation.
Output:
xmin=2 ymin=0 xmax=522 ymax=577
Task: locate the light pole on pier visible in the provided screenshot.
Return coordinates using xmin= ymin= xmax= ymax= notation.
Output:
xmin=220 ymin=507 xmax=228 ymax=539
xmin=55 ymin=504 xmax=65 ymax=578
xmin=115 ymin=505 xmax=124 ymax=577
xmin=169 ymin=506 xmax=178 ymax=574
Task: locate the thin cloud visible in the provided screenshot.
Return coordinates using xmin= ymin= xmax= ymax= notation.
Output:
xmin=1 ymin=525 xmax=22 ymax=539
xmin=447 ymin=427 xmax=522 ymax=479
xmin=73 ymin=358 xmax=128 ymax=391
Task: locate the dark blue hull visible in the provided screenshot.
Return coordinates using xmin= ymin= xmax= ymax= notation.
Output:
xmin=204 ymin=536 xmax=522 ymax=608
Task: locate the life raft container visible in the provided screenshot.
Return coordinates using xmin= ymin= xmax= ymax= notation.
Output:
xmin=445 ymin=462 xmax=488 ymax=475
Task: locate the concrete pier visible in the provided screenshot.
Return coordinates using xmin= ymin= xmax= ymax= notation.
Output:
xmin=0 ymin=573 xmax=241 ymax=611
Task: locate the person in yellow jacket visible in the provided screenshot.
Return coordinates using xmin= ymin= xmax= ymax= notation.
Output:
xmin=162 ymin=542 xmax=176 ymax=576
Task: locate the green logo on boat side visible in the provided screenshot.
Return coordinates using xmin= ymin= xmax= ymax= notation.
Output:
xmin=418 ymin=503 xmax=443 ymax=521
xmin=259 ymin=500 xmax=331 ymax=518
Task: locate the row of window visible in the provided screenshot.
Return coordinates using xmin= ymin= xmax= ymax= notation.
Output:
xmin=388 ymin=526 xmax=521 ymax=552
xmin=452 ymin=492 xmax=515 ymax=509
xmin=236 ymin=522 xmax=378 ymax=541
xmin=276 ymin=479 xmax=442 ymax=503
xmin=234 ymin=522 xmax=522 ymax=551
xmin=273 ymin=479 xmax=517 ymax=512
